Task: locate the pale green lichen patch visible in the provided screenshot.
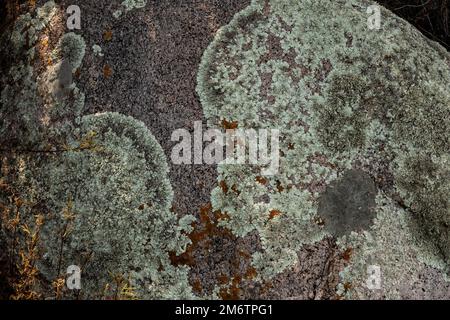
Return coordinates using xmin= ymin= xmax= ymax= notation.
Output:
xmin=197 ymin=0 xmax=450 ymax=289
xmin=122 ymin=0 xmax=147 ymax=12
xmin=59 ymin=32 xmax=86 ymax=71
xmin=113 ymin=0 xmax=147 ymax=18
xmin=394 ymin=151 xmax=450 ymax=270
xmin=92 ymin=44 xmax=104 ymax=57
xmin=313 ymin=74 xmax=371 ymax=152
xmin=26 ymin=112 xmax=196 ymax=299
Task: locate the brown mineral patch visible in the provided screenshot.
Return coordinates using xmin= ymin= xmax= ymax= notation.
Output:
xmin=169 ymin=201 xmax=263 ymax=297
xmin=315 ymin=59 xmax=333 ymax=82
xmin=259 ymin=72 xmax=275 ymax=104
xmin=345 ymin=31 xmax=353 ymax=47
xmin=268 ymin=209 xmax=282 ymax=220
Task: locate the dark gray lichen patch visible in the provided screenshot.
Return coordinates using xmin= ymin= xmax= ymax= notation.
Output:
xmin=318 ymin=169 xmax=377 ymax=237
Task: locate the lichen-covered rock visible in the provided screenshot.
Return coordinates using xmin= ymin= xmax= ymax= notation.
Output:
xmin=0 ymin=2 xmax=86 ymax=148
xmin=197 ymin=0 xmax=450 ymax=295
xmin=22 ymin=112 xmax=195 ymax=299
xmin=59 ymin=32 xmax=86 ymax=71
xmin=113 ymin=0 xmax=148 ymax=19
xmin=336 ymin=193 xmax=446 ymax=299
xmin=0 ymin=1 xmax=58 ymax=148
xmin=1 ymin=2 xmax=196 ymax=299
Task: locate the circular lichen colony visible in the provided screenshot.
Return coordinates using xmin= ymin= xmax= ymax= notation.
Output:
xmin=197 ymin=0 xmax=450 ymax=294
xmin=39 ymin=113 xmax=197 ymax=298
xmin=19 ymin=112 xmax=195 ymax=299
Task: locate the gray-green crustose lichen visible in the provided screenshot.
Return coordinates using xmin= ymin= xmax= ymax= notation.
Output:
xmin=336 ymin=192 xmax=448 ymax=299
xmin=113 ymin=0 xmax=147 ymax=19
xmin=25 ymin=112 xmax=195 ymax=299
xmin=197 ymin=0 xmax=450 ymax=292
xmin=1 ymin=2 xmax=196 ymax=299
xmin=59 ymin=32 xmax=86 ymax=71
xmin=394 ymin=151 xmax=450 ymax=271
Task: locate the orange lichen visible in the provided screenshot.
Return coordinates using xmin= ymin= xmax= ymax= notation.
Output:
xmin=103 ymin=64 xmax=113 ymax=78
xmin=169 ymin=202 xmax=258 ymax=297
xmin=221 ymin=119 xmax=238 ymax=130
xmin=244 ymin=266 xmax=257 ymax=280
xmin=238 ymin=250 xmax=251 ymax=259
xmin=268 ymin=209 xmax=281 ymax=220
xmin=219 ymin=180 xmax=228 ymax=194
xmin=214 ymin=210 xmax=230 ymax=222
xmin=28 ymin=0 xmax=36 ymax=10
xmin=217 ymin=274 xmax=229 ymax=285
xmin=192 ymin=279 xmax=203 ymax=294
xmin=255 ymin=176 xmax=268 ymax=185
xmin=103 ymin=30 xmax=113 ymax=41
xmin=219 ymin=276 xmax=241 ymax=300
xmin=39 ymin=36 xmax=49 ymax=50
xmin=74 ymin=69 xmax=81 ymax=79
xmin=169 ymin=203 xmax=231 ymax=267
xmin=342 ymin=248 xmax=353 ymax=261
